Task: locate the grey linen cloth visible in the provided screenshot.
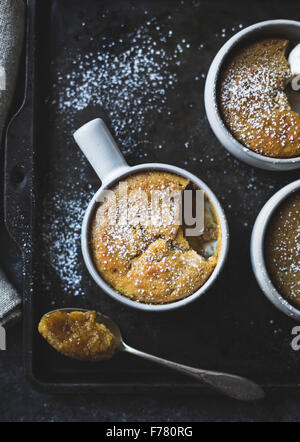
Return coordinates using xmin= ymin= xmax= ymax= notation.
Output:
xmin=0 ymin=0 xmax=25 ymax=327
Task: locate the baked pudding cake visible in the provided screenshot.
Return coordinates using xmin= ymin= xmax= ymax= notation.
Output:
xmin=265 ymin=190 xmax=300 ymax=307
xmin=38 ymin=310 xmax=116 ymax=361
xmin=220 ymin=38 xmax=300 ymax=158
xmin=90 ymin=171 xmax=221 ymax=304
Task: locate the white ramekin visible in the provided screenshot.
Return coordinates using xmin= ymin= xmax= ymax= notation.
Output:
xmin=73 ymin=118 xmax=229 ymax=311
xmin=204 ymin=20 xmax=300 ymax=171
xmin=251 ymin=179 xmax=300 ymax=319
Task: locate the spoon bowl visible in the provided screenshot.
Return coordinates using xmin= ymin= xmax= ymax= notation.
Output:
xmin=46 ymin=307 xmax=125 ymax=350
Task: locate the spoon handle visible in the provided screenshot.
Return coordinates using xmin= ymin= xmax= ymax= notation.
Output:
xmin=123 ymin=343 xmax=264 ymax=401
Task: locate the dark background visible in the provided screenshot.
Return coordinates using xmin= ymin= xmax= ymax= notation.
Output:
xmin=1 ymin=0 xmax=300 ymax=422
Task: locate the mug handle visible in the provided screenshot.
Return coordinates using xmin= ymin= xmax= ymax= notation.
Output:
xmin=73 ymin=118 xmax=130 ymax=183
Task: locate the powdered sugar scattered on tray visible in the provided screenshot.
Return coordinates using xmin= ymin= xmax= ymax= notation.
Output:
xmin=41 ymin=186 xmax=94 ymax=297
xmin=54 ymin=18 xmax=190 ymax=155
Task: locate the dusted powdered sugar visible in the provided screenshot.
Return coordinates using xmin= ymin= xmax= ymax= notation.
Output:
xmin=55 ymin=18 xmax=189 ymax=155
xmin=41 ymin=186 xmax=94 ymax=297
xmin=220 ymin=39 xmax=300 ymax=158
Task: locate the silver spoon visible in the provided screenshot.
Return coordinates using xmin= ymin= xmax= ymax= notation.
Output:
xmin=45 ymin=308 xmax=265 ymax=401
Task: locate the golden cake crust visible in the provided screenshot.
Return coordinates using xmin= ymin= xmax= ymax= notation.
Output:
xmin=90 ymin=171 xmax=220 ymax=304
xmin=220 ymin=38 xmax=300 ymax=158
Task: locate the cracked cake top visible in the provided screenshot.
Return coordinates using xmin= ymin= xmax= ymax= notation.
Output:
xmin=90 ymin=171 xmax=220 ymax=304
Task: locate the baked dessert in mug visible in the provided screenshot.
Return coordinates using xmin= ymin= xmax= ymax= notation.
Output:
xmin=220 ymin=38 xmax=300 ymax=159
xmin=90 ymin=171 xmax=221 ymax=304
xmin=265 ymin=190 xmax=300 ymax=307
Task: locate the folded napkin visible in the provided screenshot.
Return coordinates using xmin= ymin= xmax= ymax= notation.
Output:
xmin=0 ymin=269 xmax=21 ymax=327
xmin=0 ymin=0 xmax=25 ymax=327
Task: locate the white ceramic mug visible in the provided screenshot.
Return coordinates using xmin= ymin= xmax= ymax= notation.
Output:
xmin=204 ymin=19 xmax=300 ymax=171
xmin=74 ymin=118 xmax=229 ymax=311
xmin=251 ymin=179 xmax=300 ymax=319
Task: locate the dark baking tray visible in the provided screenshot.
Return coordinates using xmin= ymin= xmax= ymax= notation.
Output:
xmin=4 ymin=0 xmax=300 ymax=393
